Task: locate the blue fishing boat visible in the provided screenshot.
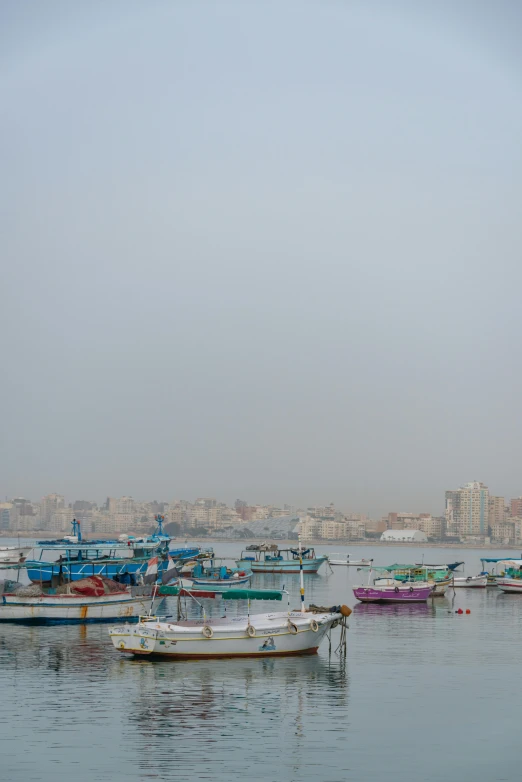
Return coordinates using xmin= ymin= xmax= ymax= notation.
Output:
xmin=236 ymin=545 xmax=327 ymax=574
xmin=179 ymin=559 xmax=252 ymax=591
xmin=25 ymin=517 xmax=201 ymax=585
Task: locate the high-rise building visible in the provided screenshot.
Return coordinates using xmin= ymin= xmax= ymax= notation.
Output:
xmin=444 ymin=490 xmax=461 ymax=536
xmin=49 ymin=507 xmax=75 ymax=533
xmin=445 ymin=482 xmax=489 ymax=537
xmin=510 ymin=497 xmax=522 ymax=518
xmin=41 ymin=494 xmax=65 ymax=528
xmin=488 ymin=496 xmax=506 ymax=528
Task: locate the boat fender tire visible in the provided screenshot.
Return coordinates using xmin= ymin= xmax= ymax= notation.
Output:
xmin=288 ymin=621 xmax=298 ymax=634
xmin=119 ymin=642 xmax=125 ymax=649
xmin=394 ymin=586 xmax=400 ymax=593
xmin=310 ymin=619 xmax=319 ymax=632
xmin=246 ymin=624 xmax=256 ymax=637
xmin=409 ymin=587 xmax=414 ymax=593
xmin=466 ymin=577 xmax=472 ymax=582
xmin=202 ymin=625 xmax=213 ymax=639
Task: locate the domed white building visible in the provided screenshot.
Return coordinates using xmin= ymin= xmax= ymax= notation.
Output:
xmin=380 ymin=529 xmax=428 ymax=543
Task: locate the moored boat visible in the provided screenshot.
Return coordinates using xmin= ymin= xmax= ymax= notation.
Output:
xmin=353 ymin=579 xmax=433 ymax=603
xmin=0 ymin=545 xmax=33 ymax=564
xmin=479 ymin=558 xmax=522 ymax=586
xmin=24 ymin=517 xmax=201 ymax=585
xmin=0 ymin=576 xmax=163 ymax=623
xmin=496 ymin=577 xmax=522 ymax=593
xmin=452 ymin=574 xmax=487 ymax=588
xmin=364 ymin=563 xmax=451 ymax=597
xmin=236 ymin=545 xmax=327 ymax=574
xmin=109 ymin=592 xmax=349 ymax=658
xmin=328 ymin=553 xmax=373 ymax=567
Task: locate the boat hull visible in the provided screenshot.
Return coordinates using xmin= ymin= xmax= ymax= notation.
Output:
xmin=0 ymin=593 xmax=163 ymax=623
xmin=496 ymin=578 xmax=522 ymax=593
xmin=190 ymin=574 xmax=251 ymax=588
xmin=109 ymin=611 xmax=340 ymax=658
xmin=26 ymin=560 xmax=158 ymax=584
xmin=236 ymin=558 xmax=326 ymax=574
xmin=452 ymin=576 xmax=487 ymax=588
xmin=353 ymin=585 xmax=433 ymax=603
xmin=430 ymin=578 xmax=453 ymax=597
xmin=0 ymin=546 xmax=32 ymax=562
xmin=329 ymin=560 xmax=371 ymax=567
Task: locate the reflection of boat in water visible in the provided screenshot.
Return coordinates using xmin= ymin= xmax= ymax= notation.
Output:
xmin=124 ymin=650 xmax=349 ymax=753
xmin=352 ymin=600 xmax=431 ymax=617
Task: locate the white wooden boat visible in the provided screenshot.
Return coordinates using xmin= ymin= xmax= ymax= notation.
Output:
xmin=452 ymin=574 xmax=487 ymax=588
xmin=328 ymin=554 xmax=373 ymax=567
xmin=0 ymin=545 xmax=32 ymax=564
xmin=496 ymin=578 xmax=522 ymax=594
xmin=109 ymin=608 xmax=346 ymax=658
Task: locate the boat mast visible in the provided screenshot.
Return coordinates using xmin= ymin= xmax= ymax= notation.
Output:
xmin=72 ymin=518 xmax=82 ymax=543
xmin=298 ymin=534 xmax=305 ymax=613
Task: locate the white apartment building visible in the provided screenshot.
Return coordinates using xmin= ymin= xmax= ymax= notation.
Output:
xmin=297 ymin=517 xmax=322 ymax=541
xmin=41 ymin=494 xmax=65 ymax=528
xmin=321 ymin=520 xmax=349 ymax=540
xmin=49 ymin=507 xmax=75 ymax=533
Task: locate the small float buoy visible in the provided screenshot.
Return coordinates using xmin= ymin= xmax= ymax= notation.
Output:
xmin=466 ymin=609 xmax=470 ymax=614
xmin=340 ymin=605 xmax=352 ymax=617
xmin=457 ymin=608 xmax=463 ymax=614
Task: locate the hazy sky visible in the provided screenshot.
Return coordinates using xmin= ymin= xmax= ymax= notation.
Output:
xmin=1 ymin=1 xmax=521 ymax=516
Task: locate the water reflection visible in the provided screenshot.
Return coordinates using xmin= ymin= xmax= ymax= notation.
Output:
xmin=352 ymin=601 xmax=433 ymax=618
xmin=123 ymin=653 xmax=349 ymax=778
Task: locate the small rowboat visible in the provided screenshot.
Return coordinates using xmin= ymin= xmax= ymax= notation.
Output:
xmin=328 ymin=554 xmax=373 ymax=567
xmin=452 ymin=574 xmax=487 ymax=588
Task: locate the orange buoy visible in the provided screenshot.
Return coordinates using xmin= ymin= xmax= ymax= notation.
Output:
xmin=466 ymin=609 xmax=471 ymax=614
xmin=340 ymin=605 xmax=352 ymax=617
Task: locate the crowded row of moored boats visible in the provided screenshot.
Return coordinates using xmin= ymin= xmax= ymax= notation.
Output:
xmin=1 ymin=518 xmax=521 ymax=658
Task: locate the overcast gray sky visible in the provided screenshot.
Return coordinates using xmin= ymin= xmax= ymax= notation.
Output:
xmin=1 ymin=1 xmax=521 ymax=516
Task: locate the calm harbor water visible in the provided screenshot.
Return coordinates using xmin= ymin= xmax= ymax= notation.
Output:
xmin=1 ymin=542 xmax=520 ymax=781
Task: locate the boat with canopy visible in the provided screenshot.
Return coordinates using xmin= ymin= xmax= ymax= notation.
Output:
xmin=490 ymin=560 xmax=522 ymax=593
xmin=479 ymin=557 xmax=522 ymax=586
xmin=236 ymin=544 xmax=327 ymax=574
xmin=353 ymin=564 xmax=434 ymax=603
xmin=23 ymin=517 xmax=201 ymax=585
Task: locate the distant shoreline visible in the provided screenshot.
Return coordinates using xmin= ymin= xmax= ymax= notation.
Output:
xmin=0 ymin=531 xmax=518 ymax=551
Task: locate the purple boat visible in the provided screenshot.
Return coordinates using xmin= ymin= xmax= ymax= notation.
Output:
xmin=353 ymin=578 xmax=434 ymax=603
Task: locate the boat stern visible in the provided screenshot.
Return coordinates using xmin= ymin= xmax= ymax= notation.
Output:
xmin=109 ymin=622 xmax=159 ymax=654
